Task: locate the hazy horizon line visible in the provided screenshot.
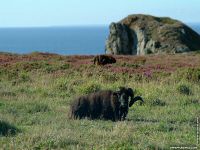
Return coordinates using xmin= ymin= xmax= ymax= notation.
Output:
xmin=0 ymin=22 xmax=200 ymax=28
xmin=0 ymin=24 xmax=110 ymax=29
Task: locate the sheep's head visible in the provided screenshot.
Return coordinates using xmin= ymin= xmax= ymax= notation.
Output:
xmin=117 ymin=87 xmax=144 ymax=120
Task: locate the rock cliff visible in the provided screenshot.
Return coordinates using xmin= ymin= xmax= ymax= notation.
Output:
xmin=105 ymin=14 xmax=200 ymax=55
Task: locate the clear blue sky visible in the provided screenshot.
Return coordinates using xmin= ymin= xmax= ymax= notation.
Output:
xmin=0 ymin=0 xmax=199 ymax=27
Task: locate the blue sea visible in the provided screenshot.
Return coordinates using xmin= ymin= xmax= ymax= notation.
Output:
xmin=0 ymin=24 xmax=200 ymax=55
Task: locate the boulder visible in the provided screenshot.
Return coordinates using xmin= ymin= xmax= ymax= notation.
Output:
xmin=105 ymin=14 xmax=200 ymax=55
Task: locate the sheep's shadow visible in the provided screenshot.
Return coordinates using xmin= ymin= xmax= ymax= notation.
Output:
xmin=0 ymin=120 xmax=20 ymax=136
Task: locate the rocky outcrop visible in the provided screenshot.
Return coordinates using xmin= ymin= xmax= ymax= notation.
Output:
xmin=105 ymin=23 xmax=133 ymax=55
xmin=105 ymin=14 xmax=200 ymax=55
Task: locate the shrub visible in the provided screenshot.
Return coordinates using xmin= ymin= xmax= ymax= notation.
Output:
xmin=0 ymin=120 xmax=20 ymax=136
xmin=177 ymin=84 xmax=192 ymax=95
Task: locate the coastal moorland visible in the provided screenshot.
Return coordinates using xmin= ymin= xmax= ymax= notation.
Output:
xmin=0 ymin=52 xmax=200 ymax=149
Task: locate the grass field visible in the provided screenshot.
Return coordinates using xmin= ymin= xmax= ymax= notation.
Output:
xmin=0 ymin=52 xmax=200 ymax=149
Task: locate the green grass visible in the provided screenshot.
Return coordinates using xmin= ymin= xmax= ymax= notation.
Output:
xmin=0 ymin=53 xmax=200 ymax=149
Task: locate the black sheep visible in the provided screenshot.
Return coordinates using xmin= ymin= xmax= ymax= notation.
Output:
xmin=93 ymin=55 xmax=116 ymax=65
xmin=68 ymin=87 xmax=143 ymax=121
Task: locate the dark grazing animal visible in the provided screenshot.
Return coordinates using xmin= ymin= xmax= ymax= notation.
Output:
xmin=93 ymin=55 xmax=116 ymax=65
xmin=69 ymin=87 xmax=143 ymax=121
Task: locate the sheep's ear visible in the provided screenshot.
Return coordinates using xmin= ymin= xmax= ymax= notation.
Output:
xmin=127 ymin=88 xmax=134 ymax=97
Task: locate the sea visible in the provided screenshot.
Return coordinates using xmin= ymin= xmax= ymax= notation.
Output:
xmin=0 ymin=24 xmax=200 ymax=55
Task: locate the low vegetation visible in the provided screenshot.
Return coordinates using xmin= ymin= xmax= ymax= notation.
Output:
xmin=0 ymin=52 xmax=200 ymax=149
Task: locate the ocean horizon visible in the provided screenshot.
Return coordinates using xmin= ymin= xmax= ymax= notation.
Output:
xmin=0 ymin=23 xmax=200 ymax=55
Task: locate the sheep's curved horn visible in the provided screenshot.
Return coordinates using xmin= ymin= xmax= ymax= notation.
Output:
xmin=129 ymin=96 xmax=144 ymax=107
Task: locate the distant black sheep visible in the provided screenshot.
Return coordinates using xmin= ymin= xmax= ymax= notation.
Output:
xmin=68 ymin=87 xmax=143 ymax=121
xmin=93 ymin=55 xmax=116 ymax=65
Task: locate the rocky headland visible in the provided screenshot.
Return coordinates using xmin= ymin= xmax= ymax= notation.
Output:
xmin=105 ymin=14 xmax=200 ymax=55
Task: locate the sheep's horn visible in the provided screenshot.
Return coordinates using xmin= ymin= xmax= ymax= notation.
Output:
xmin=129 ymin=96 xmax=144 ymax=107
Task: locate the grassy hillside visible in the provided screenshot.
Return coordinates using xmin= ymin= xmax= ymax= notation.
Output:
xmin=0 ymin=52 xmax=200 ymax=149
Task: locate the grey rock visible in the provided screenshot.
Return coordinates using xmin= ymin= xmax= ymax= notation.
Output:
xmin=106 ymin=23 xmax=132 ymax=55
xmin=105 ymin=14 xmax=200 ymax=55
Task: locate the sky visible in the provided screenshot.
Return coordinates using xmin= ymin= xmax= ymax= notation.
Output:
xmin=0 ymin=0 xmax=199 ymax=27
